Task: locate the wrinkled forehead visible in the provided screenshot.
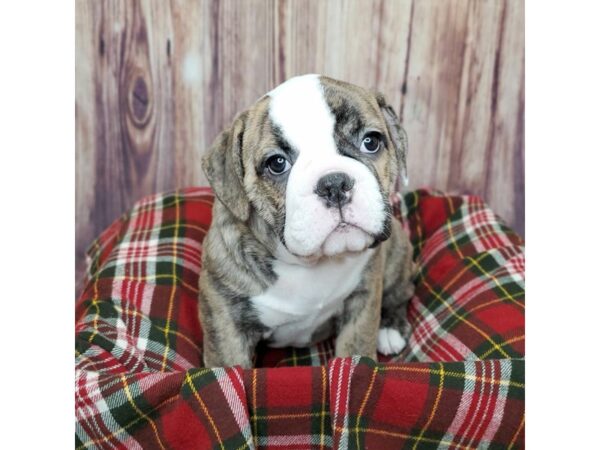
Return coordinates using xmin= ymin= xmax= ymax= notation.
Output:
xmin=248 ymin=75 xmax=383 ymax=157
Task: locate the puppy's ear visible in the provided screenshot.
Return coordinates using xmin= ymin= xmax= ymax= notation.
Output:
xmin=202 ymin=112 xmax=250 ymax=221
xmin=375 ymin=93 xmax=409 ymax=186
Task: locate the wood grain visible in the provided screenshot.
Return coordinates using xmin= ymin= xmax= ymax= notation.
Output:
xmin=76 ymin=0 xmax=524 ymax=290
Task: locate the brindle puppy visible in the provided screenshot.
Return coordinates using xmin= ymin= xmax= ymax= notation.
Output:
xmin=199 ymin=75 xmax=415 ymax=368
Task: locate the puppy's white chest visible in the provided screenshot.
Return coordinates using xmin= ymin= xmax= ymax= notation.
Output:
xmin=250 ymin=251 xmax=372 ymax=347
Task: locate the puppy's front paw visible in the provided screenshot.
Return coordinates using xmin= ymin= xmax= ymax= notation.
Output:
xmin=377 ymin=327 xmax=407 ymax=355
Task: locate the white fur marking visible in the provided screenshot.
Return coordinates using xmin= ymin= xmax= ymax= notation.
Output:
xmin=377 ymin=328 xmax=407 ymax=355
xmin=251 ymin=250 xmax=373 ymax=347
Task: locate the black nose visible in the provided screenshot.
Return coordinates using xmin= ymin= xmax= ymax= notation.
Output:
xmin=315 ymin=172 xmax=355 ymax=208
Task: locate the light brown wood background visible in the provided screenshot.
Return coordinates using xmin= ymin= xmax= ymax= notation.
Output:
xmin=76 ymin=0 xmax=524 ymax=288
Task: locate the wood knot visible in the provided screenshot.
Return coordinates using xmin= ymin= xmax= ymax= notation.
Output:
xmin=128 ymin=76 xmax=151 ymax=127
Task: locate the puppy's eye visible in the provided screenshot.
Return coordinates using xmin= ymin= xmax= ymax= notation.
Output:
xmin=360 ymin=133 xmax=381 ymax=154
xmin=266 ymin=155 xmax=291 ymax=175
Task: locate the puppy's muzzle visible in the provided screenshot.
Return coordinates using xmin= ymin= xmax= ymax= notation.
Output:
xmin=315 ymin=172 xmax=355 ymax=208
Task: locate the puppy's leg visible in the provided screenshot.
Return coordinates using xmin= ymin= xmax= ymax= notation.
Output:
xmin=198 ymin=275 xmax=259 ymax=369
xmin=377 ymin=219 xmax=416 ymax=355
xmin=335 ymin=249 xmax=384 ymax=360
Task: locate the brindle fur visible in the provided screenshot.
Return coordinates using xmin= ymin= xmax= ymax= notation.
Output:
xmin=199 ymin=76 xmax=414 ymax=368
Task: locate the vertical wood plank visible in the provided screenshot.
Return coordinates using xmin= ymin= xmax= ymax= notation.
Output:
xmin=76 ymin=0 xmax=178 ymax=285
xmin=75 ymin=0 xmax=98 ymax=286
xmin=170 ymin=0 xmax=212 ymax=186
xmin=400 ymin=0 xmax=472 ymax=190
xmin=484 ymin=0 xmax=525 ymax=235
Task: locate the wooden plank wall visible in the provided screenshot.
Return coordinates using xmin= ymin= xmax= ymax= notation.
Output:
xmin=76 ymin=0 xmax=524 ymax=288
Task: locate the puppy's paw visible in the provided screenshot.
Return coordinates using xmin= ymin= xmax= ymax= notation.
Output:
xmin=377 ymin=327 xmax=407 ymax=355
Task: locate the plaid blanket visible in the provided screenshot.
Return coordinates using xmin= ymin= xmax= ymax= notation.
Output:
xmin=75 ymin=188 xmax=525 ymax=449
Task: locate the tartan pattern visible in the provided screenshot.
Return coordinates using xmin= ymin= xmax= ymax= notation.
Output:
xmin=76 ymin=188 xmax=524 ymax=449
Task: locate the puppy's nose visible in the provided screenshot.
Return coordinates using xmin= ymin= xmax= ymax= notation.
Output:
xmin=315 ymin=172 xmax=355 ymax=208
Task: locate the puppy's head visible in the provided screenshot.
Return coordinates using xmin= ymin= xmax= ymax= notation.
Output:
xmin=203 ymin=74 xmax=408 ymax=259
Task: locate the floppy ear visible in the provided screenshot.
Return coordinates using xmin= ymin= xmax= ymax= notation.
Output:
xmin=375 ymin=93 xmax=409 ymax=186
xmin=202 ymin=113 xmax=250 ymax=221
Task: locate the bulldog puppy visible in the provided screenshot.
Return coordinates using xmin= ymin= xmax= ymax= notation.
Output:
xmin=199 ymin=74 xmax=415 ymax=368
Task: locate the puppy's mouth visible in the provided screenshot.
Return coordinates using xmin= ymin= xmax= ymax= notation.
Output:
xmin=331 ymin=221 xmax=370 ymax=235
xmin=318 ymin=220 xmax=375 ymax=257
xmin=282 ymin=220 xmax=374 ymax=262
xmin=282 ymin=195 xmax=388 ymax=260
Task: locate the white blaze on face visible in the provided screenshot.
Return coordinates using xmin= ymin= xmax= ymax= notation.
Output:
xmin=268 ymin=74 xmax=386 ymax=258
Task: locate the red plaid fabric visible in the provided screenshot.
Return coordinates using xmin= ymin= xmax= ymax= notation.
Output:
xmin=76 ymin=188 xmax=524 ymax=449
